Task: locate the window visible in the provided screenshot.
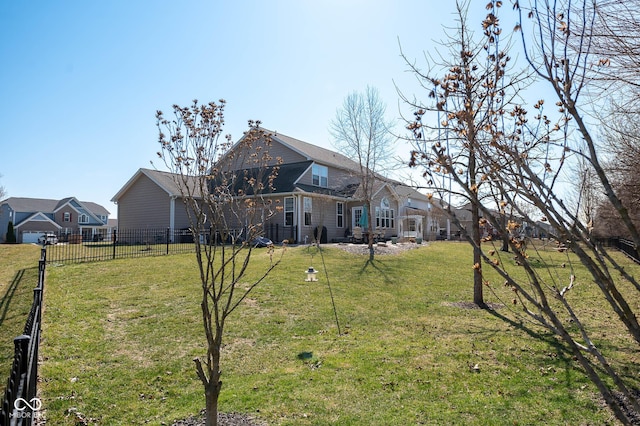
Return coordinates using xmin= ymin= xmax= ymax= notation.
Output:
xmin=303 ymin=197 xmax=312 ymax=227
xmin=354 ymin=208 xmax=363 ymax=227
xmin=312 ymin=164 xmax=328 ymax=187
xmin=375 ymin=206 xmax=395 ymax=228
xmin=79 ymin=214 xmax=89 ymax=224
xmin=336 ymin=202 xmax=344 ymax=228
xmin=284 ymin=197 xmax=295 ymax=226
xmin=64 ymin=212 xmax=71 ymax=222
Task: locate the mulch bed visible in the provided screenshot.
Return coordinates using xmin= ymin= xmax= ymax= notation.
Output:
xmin=172 ymin=411 xmax=266 ymax=426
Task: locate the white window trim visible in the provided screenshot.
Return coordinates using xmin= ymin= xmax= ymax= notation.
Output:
xmin=303 ymin=197 xmax=312 ymax=227
xmin=312 ymin=164 xmax=328 ymax=188
xmin=284 ymin=196 xmax=295 ymax=226
xmin=336 ymin=202 xmax=344 ymax=228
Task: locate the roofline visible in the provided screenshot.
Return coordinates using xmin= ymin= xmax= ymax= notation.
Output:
xmin=111 ymin=168 xmax=177 ymax=202
xmin=14 ymin=212 xmax=62 ymax=230
xmin=53 ymin=197 xmax=104 ymax=224
xmin=270 ymin=132 xmax=313 ymax=161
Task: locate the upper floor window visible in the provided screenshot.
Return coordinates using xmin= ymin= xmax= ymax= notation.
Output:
xmin=79 ymin=214 xmax=89 ymax=224
xmin=63 ymin=212 xmax=71 ymax=222
xmin=312 ymin=164 xmax=328 ymax=188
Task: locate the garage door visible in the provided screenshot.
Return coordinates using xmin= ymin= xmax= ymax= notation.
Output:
xmin=21 ymin=231 xmax=44 ymax=244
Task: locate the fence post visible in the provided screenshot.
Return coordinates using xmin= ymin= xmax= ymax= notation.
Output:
xmin=166 ymin=228 xmax=170 ymax=255
xmin=14 ymin=334 xmax=30 ymax=380
xmin=111 ymin=229 xmax=118 ymax=259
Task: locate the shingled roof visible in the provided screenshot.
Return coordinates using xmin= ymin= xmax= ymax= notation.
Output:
xmin=268 ymin=130 xmax=363 ymax=173
xmin=112 ymin=168 xmax=205 ymax=202
xmin=2 ymin=197 xmax=110 ymax=216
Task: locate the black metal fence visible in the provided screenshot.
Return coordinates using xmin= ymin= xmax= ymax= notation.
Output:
xmin=44 ymin=226 xmax=296 ymax=265
xmin=598 ymin=237 xmax=640 ymax=263
xmin=1 ymin=249 xmax=46 ymax=426
xmin=45 ymin=228 xmax=198 ymax=264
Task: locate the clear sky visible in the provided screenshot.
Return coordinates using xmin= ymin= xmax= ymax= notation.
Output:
xmin=0 ymin=1 xmax=520 ymax=218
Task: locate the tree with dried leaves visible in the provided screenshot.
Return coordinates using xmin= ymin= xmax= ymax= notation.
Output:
xmin=156 ymin=100 xmax=284 ymax=426
xmin=406 ymin=0 xmax=640 ymax=422
xmin=330 ymin=86 xmax=395 ymax=262
xmin=402 ymin=0 xmax=528 ymax=306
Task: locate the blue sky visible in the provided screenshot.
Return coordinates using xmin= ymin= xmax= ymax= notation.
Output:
xmin=0 ymin=1 xmax=518 ymax=217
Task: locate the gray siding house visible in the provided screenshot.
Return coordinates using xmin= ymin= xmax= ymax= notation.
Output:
xmin=111 ymin=168 xmax=194 ymax=231
xmin=113 ymin=130 xmax=441 ymax=243
xmin=0 ymin=197 xmax=111 ymax=243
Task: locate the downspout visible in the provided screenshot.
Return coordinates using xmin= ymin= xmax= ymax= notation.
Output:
xmin=169 ymin=196 xmax=176 ymax=242
xmin=297 ymin=194 xmax=302 ymax=244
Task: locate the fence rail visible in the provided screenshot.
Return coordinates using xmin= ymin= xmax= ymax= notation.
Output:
xmin=1 ymin=249 xmax=46 ymax=426
xmin=597 ymin=237 xmax=640 ymax=264
xmin=43 ymin=226 xmax=296 ymax=265
xmin=45 ymin=228 xmax=198 ymax=264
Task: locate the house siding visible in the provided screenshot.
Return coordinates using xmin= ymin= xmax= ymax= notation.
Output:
xmin=117 ymin=174 xmax=172 ymax=229
xmin=0 ymin=204 xmax=11 ymax=242
xmin=225 ymin=136 xmax=308 ymax=170
xmin=266 ymin=138 xmax=308 ymax=165
xmin=296 ymin=195 xmax=345 ymax=243
xmin=172 ymin=197 xmax=192 ymax=230
xmin=297 ymin=165 xmax=358 ymax=189
xmin=56 ymin=205 xmax=79 ymax=234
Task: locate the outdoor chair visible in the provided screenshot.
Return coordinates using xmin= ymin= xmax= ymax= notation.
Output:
xmin=352 ymin=226 xmax=363 ymax=243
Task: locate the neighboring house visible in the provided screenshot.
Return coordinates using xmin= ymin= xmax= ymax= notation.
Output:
xmin=394 ymin=186 xmax=452 ymax=241
xmin=0 ymin=197 xmax=111 ymax=243
xmin=111 ymin=168 xmax=198 ymax=231
xmin=450 ymin=202 xmax=553 ymax=240
xmin=114 ymin=130 xmax=441 ymax=243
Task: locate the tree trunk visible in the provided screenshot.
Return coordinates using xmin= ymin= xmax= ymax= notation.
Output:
xmin=368 ymin=204 xmax=375 ymax=262
xmin=471 ymin=203 xmax=485 ymax=307
xmin=501 ymin=215 xmax=509 ymax=252
xmin=203 ymin=329 xmax=223 ymax=426
xmin=205 ymin=384 xmax=220 ymax=426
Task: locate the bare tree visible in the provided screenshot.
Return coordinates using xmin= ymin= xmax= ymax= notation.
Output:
xmin=591 ymin=112 xmax=640 ymax=239
xmin=516 ymin=0 xmax=640 ymax=249
xmin=0 ymin=174 xmax=6 ymax=201
xmin=156 ymin=100 xmax=284 ymax=426
xmin=330 ymin=86 xmax=395 ymax=262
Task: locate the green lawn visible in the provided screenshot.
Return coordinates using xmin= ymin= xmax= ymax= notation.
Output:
xmin=0 ymin=243 xmax=43 ymax=390
xmin=19 ymin=242 xmax=640 ymax=424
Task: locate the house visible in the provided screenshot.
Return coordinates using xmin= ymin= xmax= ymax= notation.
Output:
xmin=113 ymin=130 xmax=441 ymax=243
xmin=111 ymin=168 xmax=199 ymax=231
xmin=0 ymin=197 xmax=112 ymax=243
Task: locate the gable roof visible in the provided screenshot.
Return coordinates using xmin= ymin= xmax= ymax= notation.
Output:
xmin=272 ymin=161 xmax=312 ymax=193
xmin=14 ymin=212 xmax=62 ymax=229
xmin=3 ymin=197 xmax=60 ymax=212
xmin=392 ymin=185 xmax=431 ymax=203
xmin=111 ymin=168 xmax=204 ymax=202
xmin=2 ymin=197 xmax=110 ymax=216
